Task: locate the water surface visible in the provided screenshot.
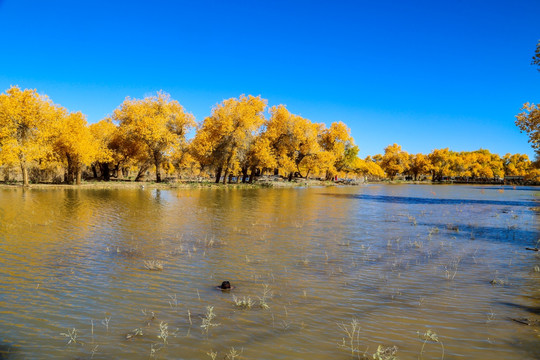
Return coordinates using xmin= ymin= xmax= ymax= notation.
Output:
xmin=0 ymin=184 xmax=539 ymax=359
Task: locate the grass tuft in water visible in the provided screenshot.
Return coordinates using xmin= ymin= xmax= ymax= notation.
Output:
xmin=225 ymin=347 xmax=243 ymax=360
xmin=143 ymin=260 xmax=164 ymax=271
xmin=60 ymin=328 xmax=79 ymax=345
xmin=372 ymin=345 xmax=398 ymax=360
xmin=418 ymin=329 xmax=444 ymax=360
xmin=158 ymin=321 xmax=169 ymax=344
xmin=233 ymin=295 xmax=254 ymax=309
xmin=338 ymin=318 xmax=363 ymax=358
xmin=200 ymin=306 xmax=220 ymax=334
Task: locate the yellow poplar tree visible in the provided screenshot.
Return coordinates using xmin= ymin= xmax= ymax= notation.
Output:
xmin=319 ymin=121 xmax=354 ymax=179
xmin=428 ymin=148 xmax=453 ymax=181
xmin=515 ymin=103 xmax=540 ymax=157
xmin=503 ymin=153 xmax=530 ymax=177
xmin=263 ymin=105 xmax=321 ymax=180
xmin=89 ymin=118 xmax=118 ymax=180
xmin=112 ymin=91 xmax=195 ymax=182
xmin=190 ymin=95 xmax=267 ymax=183
xmin=380 ymin=143 xmax=409 ymax=180
xmin=51 ymin=111 xmax=98 ymax=184
xmin=0 ymin=86 xmax=60 ymax=186
xmin=408 ymin=153 xmax=431 ymax=181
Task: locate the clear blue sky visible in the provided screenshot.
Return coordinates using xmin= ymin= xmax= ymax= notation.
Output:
xmin=0 ymin=0 xmax=538 ymax=158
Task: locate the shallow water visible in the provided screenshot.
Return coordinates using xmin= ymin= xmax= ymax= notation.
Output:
xmin=0 ymin=184 xmax=539 ymax=359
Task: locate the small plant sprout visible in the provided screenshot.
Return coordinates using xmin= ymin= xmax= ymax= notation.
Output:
xmin=372 ymin=345 xmax=398 ymax=360
xmin=487 ymin=308 xmax=495 ymax=323
xmin=233 ymin=295 xmax=254 ymax=309
xmin=168 ymin=294 xmax=178 ymax=309
xmin=125 ymin=328 xmax=144 ymax=340
xmin=490 ymin=278 xmax=506 ymax=286
xmin=143 ymin=260 xmax=164 ymax=271
xmin=206 ymin=350 xmax=218 ymax=360
xmin=226 ymin=347 xmax=243 ymax=360
xmin=90 ymin=345 xmax=99 ymax=359
xmin=60 ymin=328 xmax=78 ymax=345
xmin=201 ymin=306 xmax=220 ymax=334
xmin=259 ymin=284 xmax=272 ymax=309
xmin=418 ymin=329 xmax=444 ymax=360
xmin=149 ymin=343 xmax=163 ymax=359
xmin=102 ymin=316 xmax=111 ymax=332
xmin=158 ymin=321 xmax=169 ymax=344
xmin=338 ymin=318 xmax=362 ymax=358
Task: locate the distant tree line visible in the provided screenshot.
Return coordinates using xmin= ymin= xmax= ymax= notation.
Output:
xmin=0 ymin=86 xmax=538 ymax=186
xmin=370 ymin=144 xmax=537 ymax=182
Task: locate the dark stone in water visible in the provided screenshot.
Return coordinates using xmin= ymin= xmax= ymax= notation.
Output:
xmin=217 ymin=280 xmax=234 ymax=290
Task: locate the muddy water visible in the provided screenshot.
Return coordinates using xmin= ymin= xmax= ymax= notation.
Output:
xmin=0 ymin=185 xmax=539 ymax=359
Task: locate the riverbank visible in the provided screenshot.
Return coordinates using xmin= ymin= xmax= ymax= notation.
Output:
xmin=0 ymin=178 xmax=352 ymax=190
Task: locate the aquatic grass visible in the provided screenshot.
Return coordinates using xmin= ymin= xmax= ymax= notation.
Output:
xmin=258 ymin=284 xmax=272 ymax=309
xmin=418 ymin=329 xmax=444 ymax=360
xmin=143 ymin=260 xmax=164 ymax=271
xmin=338 ymin=318 xmax=363 ymax=359
xmin=206 ymin=350 xmax=218 ymax=360
xmin=125 ymin=328 xmax=144 ymax=340
xmin=60 ymin=328 xmax=79 ymax=345
xmin=225 ymin=347 xmax=243 ymax=360
xmin=157 ymin=321 xmax=173 ymax=344
xmin=444 ymin=256 xmax=461 ymax=280
xmin=101 ymin=316 xmax=111 ymax=332
xmin=90 ymin=344 xmax=99 ymax=359
xmin=200 ymin=306 xmax=220 ymax=334
xmin=149 ymin=343 xmax=163 ymax=359
xmin=168 ymin=293 xmax=178 ymax=310
xmin=372 ymin=345 xmax=398 ymax=360
xmin=486 ymin=308 xmax=496 ymax=323
xmin=490 ymin=278 xmax=506 ymax=286
xmin=233 ymin=295 xmax=255 ymax=309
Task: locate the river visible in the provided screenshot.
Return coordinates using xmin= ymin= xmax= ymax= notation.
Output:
xmin=0 ymin=184 xmax=539 ymax=359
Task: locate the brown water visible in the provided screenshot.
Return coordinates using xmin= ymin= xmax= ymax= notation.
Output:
xmin=0 ymin=184 xmax=539 ymax=360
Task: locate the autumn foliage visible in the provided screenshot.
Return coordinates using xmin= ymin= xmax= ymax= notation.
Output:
xmin=0 ymin=86 xmax=538 ymax=185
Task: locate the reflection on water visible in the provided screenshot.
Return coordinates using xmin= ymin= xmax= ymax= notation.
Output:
xmin=0 ymin=185 xmax=539 ymax=359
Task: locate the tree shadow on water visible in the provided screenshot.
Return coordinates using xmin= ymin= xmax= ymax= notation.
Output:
xmin=0 ymin=342 xmax=17 ymax=360
xmin=320 ymin=193 xmax=539 ymax=208
xmin=499 ymin=301 xmax=540 ymax=315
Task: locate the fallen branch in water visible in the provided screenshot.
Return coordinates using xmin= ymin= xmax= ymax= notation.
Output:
xmin=525 ymin=247 xmax=539 ymax=251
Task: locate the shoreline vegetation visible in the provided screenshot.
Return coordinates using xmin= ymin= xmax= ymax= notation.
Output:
xmin=1 ymin=87 xmax=539 ymax=188
xmin=0 ymin=176 xmax=536 ymax=190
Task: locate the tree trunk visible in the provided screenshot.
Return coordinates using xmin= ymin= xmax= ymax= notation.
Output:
xmin=103 ymin=163 xmax=110 ymax=181
xmin=135 ymin=162 xmax=150 ymax=182
xmin=92 ymin=164 xmax=98 ymax=179
xmin=154 ymin=152 xmax=162 ymax=183
xmin=76 ymin=167 xmax=82 ymax=185
xmin=288 ymin=172 xmax=293 ymax=181
xmin=135 ymin=168 xmax=145 ymax=181
xmin=241 ymin=167 xmax=249 ymax=183
xmin=65 ymin=154 xmax=74 ymax=184
xmin=248 ymin=166 xmax=256 ymax=183
xmin=21 ymin=163 xmax=29 ymax=186
xmin=215 ymin=167 xmax=222 ymax=183
xmin=222 ymin=169 xmax=229 ymax=184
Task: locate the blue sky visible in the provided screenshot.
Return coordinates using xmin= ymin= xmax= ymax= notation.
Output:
xmin=0 ymin=1 xmax=538 ymax=158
